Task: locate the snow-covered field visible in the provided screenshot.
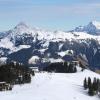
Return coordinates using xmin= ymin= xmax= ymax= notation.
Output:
xmin=0 ymin=70 xmax=100 ymax=100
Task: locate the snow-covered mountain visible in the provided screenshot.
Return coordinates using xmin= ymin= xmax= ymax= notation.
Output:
xmin=73 ymin=21 xmax=100 ymax=35
xmin=0 ymin=70 xmax=100 ymax=100
xmin=1 ymin=21 xmax=100 ymax=69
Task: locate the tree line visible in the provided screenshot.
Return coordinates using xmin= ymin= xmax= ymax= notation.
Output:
xmin=83 ymin=77 xmax=100 ymax=96
xmin=0 ymin=62 xmax=35 ymax=91
xmin=43 ymin=62 xmax=77 ymax=73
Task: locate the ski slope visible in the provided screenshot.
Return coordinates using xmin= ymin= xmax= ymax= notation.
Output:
xmin=0 ymin=70 xmax=100 ymax=100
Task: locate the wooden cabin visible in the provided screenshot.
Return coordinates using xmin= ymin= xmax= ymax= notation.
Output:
xmin=0 ymin=82 xmax=12 ymax=91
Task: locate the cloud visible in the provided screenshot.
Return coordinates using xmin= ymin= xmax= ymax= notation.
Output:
xmin=44 ymin=3 xmax=100 ymax=16
xmin=0 ymin=3 xmax=100 ymax=20
xmin=71 ymin=3 xmax=100 ymax=17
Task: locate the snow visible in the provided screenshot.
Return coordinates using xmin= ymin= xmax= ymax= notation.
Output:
xmin=49 ymin=58 xmax=64 ymax=63
xmin=18 ymin=45 xmax=31 ymax=49
xmin=0 ymin=35 xmax=31 ymax=54
xmin=88 ymin=21 xmax=100 ymax=30
xmin=58 ymin=50 xmax=74 ymax=57
xmin=0 ymin=57 xmax=7 ymax=61
xmin=14 ymin=45 xmax=31 ymax=52
xmin=11 ymin=22 xmax=36 ymax=36
xmin=73 ymin=32 xmax=97 ymax=39
xmin=0 ymin=21 xmax=100 ymax=99
xmin=28 ymin=56 xmax=40 ymax=64
xmin=59 ymin=43 xmax=63 ymax=50
xmin=41 ymin=58 xmax=64 ymax=63
xmin=38 ymin=48 xmax=47 ymax=54
xmin=58 ymin=51 xmax=66 ymax=57
xmin=0 ymin=38 xmax=14 ymax=50
xmin=74 ymin=21 xmax=100 ymax=35
xmin=0 ymin=70 xmax=99 ymax=100
xmin=0 ymin=57 xmax=7 ymax=65
xmin=0 ymin=37 xmax=31 ymax=53
xmin=1 ymin=21 xmax=100 ymax=55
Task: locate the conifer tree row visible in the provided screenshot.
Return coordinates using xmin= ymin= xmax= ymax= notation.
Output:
xmin=0 ymin=62 xmax=35 ymax=91
xmin=43 ymin=62 xmax=77 ymax=73
xmin=83 ymin=77 xmax=100 ymax=96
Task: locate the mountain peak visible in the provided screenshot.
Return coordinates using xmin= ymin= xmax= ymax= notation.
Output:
xmin=73 ymin=21 xmax=100 ymax=35
xmin=14 ymin=22 xmax=29 ymax=29
xmin=88 ymin=21 xmax=100 ymax=29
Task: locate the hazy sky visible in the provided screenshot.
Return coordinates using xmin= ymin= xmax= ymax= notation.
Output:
xmin=0 ymin=0 xmax=100 ymax=31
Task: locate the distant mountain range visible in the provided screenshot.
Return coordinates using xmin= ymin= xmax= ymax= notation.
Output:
xmin=72 ymin=21 xmax=100 ymax=35
xmin=1 ymin=21 xmax=100 ymax=69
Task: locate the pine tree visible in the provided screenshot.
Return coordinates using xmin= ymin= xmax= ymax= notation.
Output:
xmin=73 ymin=67 xmax=77 ymax=73
xmin=92 ymin=77 xmax=97 ymax=92
xmin=88 ymin=84 xmax=95 ymax=96
xmin=98 ymin=80 xmax=100 ymax=94
xmin=96 ymin=78 xmax=100 ymax=94
xmin=88 ymin=77 xmax=92 ymax=89
xmin=84 ymin=77 xmax=88 ymax=89
xmin=68 ymin=63 xmax=73 ymax=73
xmin=64 ymin=62 xmax=68 ymax=72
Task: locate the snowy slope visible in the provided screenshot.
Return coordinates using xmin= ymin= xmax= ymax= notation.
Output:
xmin=1 ymin=21 xmax=100 ymax=68
xmin=0 ymin=70 xmax=100 ymax=100
xmin=1 ymin=21 xmax=100 ymax=52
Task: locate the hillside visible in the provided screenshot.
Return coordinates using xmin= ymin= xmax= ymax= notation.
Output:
xmin=1 ymin=21 xmax=100 ymax=69
xmin=0 ymin=70 xmax=99 ymax=100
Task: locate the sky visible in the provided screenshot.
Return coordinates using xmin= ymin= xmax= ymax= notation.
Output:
xmin=0 ymin=0 xmax=100 ymax=31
